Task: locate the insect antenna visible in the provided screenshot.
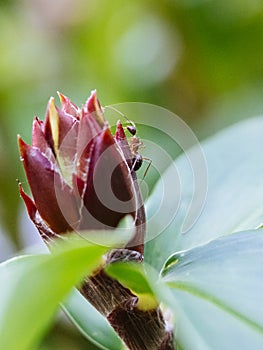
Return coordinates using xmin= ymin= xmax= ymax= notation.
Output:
xmin=104 ymin=105 xmax=136 ymax=134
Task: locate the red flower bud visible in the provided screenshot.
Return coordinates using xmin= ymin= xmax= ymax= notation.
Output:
xmin=18 ymin=91 xmax=145 ymax=253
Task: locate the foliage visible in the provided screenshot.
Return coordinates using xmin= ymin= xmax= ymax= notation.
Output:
xmin=1 ymin=117 xmax=263 ymax=349
xmin=1 ymin=1 xmax=263 ymax=348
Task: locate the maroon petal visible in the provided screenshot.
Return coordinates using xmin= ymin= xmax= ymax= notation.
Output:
xmin=115 ymin=121 xmax=146 ymax=253
xmin=75 ymin=107 xmax=101 ymax=189
xmin=32 ymin=117 xmax=44 ymax=149
xmin=32 ymin=117 xmax=56 ymax=164
xmin=75 ymin=91 xmax=107 ymax=194
xmin=85 ymin=90 xmax=106 ymax=128
xmin=56 ymin=107 xmax=79 ymax=168
xmin=56 ymin=107 xmax=78 ymax=149
xmin=115 ymin=120 xmax=126 ymax=141
xmin=43 ymin=97 xmax=56 ymax=152
xmin=19 ymin=183 xmax=57 ymax=242
xmin=18 ymin=136 xmax=79 ymax=233
xmin=79 ymin=128 xmax=137 ymax=230
xmin=43 ymin=97 xmax=79 ymax=180
xmin=115 ymin=120 xmax=133 ymax=169
xmin=19 ymin=182 xmax=37 ymax=221
xmin=86 ymin=90 xmax=102 ymax=113
xmin=57 ymin=91 xmax=80 ymax=119
xmin=44 ymin=97 xmax=79 ymax=151
xmin=72 ymin=173 xmax=85 ymax=201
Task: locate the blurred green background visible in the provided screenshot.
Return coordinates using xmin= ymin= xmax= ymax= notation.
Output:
xmin=1 ymin=0 xmax=263 ymax=348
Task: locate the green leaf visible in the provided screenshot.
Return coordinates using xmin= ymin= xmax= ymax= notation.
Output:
xmin=145 ymin=117 xmax=263 ymax=270
xmin=69 ymin=219 xmax=136 ymax=248
xmin=105 ymin=262 xmax=158 ymax=311
xmin=160 ymin=231 xmax=263 ymax=350
xmin=0 ymin=238 xmax=107 ymax=350
xmin=106 ymin=262 xmax=153 ymax=295
xmin=62 ymin=289 xmax=124 ymax=350
xmin=61 ymin=224 xmax=135 ymax=350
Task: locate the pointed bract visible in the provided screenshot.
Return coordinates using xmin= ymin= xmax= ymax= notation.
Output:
xmin=76 ymin=107 xmax=101 ymax=185
xmin=55 ymin=107 xmax=79 ymax=174
xmin=57 ymin=91 xmax=79 ymax=119
xmin=115 ymin=120 xmax=126 ymax=141
xmin=43 ymin=97 xmax=56 ymax=152
xmin=19 ymin=183 xmax=57 ymax=241
xmin=115 ymin=120 xmax=133 ymax=169
xmin=32 ymin=117 xmax=56 ymax=164
xmin=86 ymin=90 xmax=106 ymax=127
xmin=19 ymin=91 xmax=146 ymax=253
xmin=19 ymin=182 xmax=37 ymax=221
xmin=80 ymin=128 xmax=137 ymax=230
xmin=18 ymin=136 xmax=79 ymax=233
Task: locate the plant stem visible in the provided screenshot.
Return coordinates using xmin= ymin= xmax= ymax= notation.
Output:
xmin=80 ymin=249 xmax=175 ymax=350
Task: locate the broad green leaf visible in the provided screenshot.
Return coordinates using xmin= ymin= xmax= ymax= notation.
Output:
xmin=105 ymin=262 xmax=158 ymax=311
xmin=105 ymin=262 xmax=153 ymax=295
xmin=66 ymin=219 xmax=136 ymax=248
xmin=0 ymin=238 xmax=107 ymax=350
xmin=145 ymin=117 xmax=263 ymax=270
xmin=63 ymin=289 xmax=124 ymax=350
xmin=159 ymin=231 xmax=263 ymax=350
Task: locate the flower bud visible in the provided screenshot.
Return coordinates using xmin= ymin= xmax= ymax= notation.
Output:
xmin=18 ymin=91 xmax=145 ymax=253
